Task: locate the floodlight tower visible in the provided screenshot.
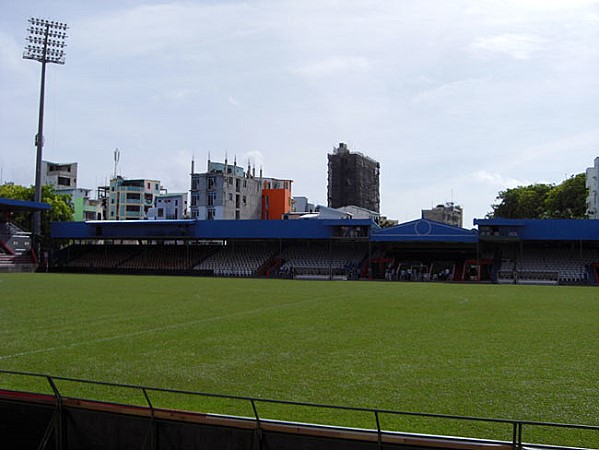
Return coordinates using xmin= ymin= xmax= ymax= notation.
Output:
xmin=23 ymin=18 xmax=68 ymax=237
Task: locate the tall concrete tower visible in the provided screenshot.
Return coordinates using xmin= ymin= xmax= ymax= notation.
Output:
xmin=327 ymin=143 xmax=380 ymax=213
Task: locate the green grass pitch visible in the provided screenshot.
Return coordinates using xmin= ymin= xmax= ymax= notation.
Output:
xmin=0 ymin=273 xmax=597 ymax=446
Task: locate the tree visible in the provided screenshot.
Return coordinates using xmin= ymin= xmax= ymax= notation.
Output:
xmin=543 ymin=174 xmax=587 ymax=219
xmin=489 ymin=183 xmax=553 ymax=219
xmin=488 ymin=174 xmax=588 ymax=219
xmin=0 ymin=183 xmax=73 ymax=236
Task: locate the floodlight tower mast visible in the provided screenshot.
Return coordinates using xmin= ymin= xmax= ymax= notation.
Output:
xmin=23 ymin=18 xmax=68 ymax=237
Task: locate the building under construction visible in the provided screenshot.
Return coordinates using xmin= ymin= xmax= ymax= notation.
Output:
xmin=327 ymin=143 xmax=380 ymax=213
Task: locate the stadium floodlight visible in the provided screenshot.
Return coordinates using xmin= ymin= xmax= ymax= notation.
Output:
xmin=23 ymin=18 xmax=68 ymax=238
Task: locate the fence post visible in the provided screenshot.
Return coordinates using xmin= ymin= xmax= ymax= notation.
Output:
xmin=512 ymin=421 xmax=523 ymax=449
xmin=251 ymin=399 xmax=262 ymax=450
xmin=517 ymin=422 xmax=523 ymax=449
xmin=374 ymin=410 xmax=382 ymax=450
xmin=142 ymin=388 xmax=157 ymax=450
xmin=46 ymin=375 xmax=63 ymax=450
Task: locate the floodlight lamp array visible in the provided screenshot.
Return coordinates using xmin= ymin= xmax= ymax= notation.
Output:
xmin=23 ymin=18 xmax=68 ymax=64
xmin=29 ymin=18 xmax=68 ymax=30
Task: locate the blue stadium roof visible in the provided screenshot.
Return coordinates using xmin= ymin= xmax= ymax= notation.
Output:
xmin=51 ymin=218 xmax=374 ymax=240
xmin=370 ymin=219 xmax=478 ymax=243
xmin=50 ymin=217 xmax=599 ymax=244
xmin=475 ymin=218 xmax=599 ymax=241
xmin=0 ymin=197 xmax=51 ymax=212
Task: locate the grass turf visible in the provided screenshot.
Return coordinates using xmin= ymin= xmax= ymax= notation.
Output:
xmin=0 ymin=273 xmax=597 ymax=446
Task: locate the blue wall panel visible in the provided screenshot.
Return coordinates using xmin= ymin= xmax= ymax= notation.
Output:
xmin=475 ymin=219 xmax=599 ymax=241
xmin=51 ymin=218 xmax=599 ymax=243
xmin=51 ymin=219 xmax=374 ymax=240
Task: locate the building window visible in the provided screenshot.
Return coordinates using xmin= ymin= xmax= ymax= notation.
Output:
xmin=243 ymin=195 xmax=247 ymax=205
xmin=228 ymin=193 xmax=233 ymax=201
xmin=208 ymin=192 xmax=217 ymax=206
xmin=126 ymin=193 xmax=141 ymax=200
xmin=126 ymin=205 xmax=140 ymax=212
xmin=207 ymin=208 xmax=215 ymax=220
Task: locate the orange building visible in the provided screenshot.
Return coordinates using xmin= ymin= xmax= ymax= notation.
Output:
xmin=261 ymin=178 xmax=293 ymax=220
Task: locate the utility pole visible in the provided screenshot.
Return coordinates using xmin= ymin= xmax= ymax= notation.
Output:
xmin=23 ymin=18 xmax=68 ymax=237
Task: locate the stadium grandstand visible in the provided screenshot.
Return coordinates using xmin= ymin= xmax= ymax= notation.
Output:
xmin=3 ymin=209 xmax=599 ymax=448
xmin=47 ymin=217 xmax=599 ymax=285
xmin=0 ymin=197 xmax=50 ymax=272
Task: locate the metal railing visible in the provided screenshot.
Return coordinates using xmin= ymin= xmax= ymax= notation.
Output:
xmin=0 ymin=369 xmax=597 ymax=450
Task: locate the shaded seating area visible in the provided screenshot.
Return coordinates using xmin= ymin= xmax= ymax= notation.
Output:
xmin=57 ymin=244 xmax=216 ymax=273
xmin=278 ymin=243 xmax=367 ymax=279
xmin=194 ymin=242 xmax=278 ymax=277
xmin=496 ymin=247 xmax=599 ymax=285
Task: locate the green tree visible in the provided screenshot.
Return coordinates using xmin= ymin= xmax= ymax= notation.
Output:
xmin=489 ymin=183 xmax=553 ymax=219
xmin=0 ymin=183 xmax=73 ymax=236
xmin=488 ymin=174 xmax=588 ymax=219
xmin=543 ymin=173 xmax=587 ymax=219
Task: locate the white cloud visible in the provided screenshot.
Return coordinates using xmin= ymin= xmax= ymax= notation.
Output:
xmin=0 ymin=32 xmax=37 ymax=78
xmin=152 ymin=89 xmax=201 ymax=104
xmin=473 ymin=170 xmax=530 ymax=188
xmin=2 ymin=0 xmax=599 ymax=224
xmin=294 ymin=56 xmax=372 ymax=78
xmin=76 ymin=3 xmax=257 ymax=60
xmin=504 ymin=0 xmax=599 ymax=11
xmin=412 ymin=78 xmax=485 ymax=105
xmin=470 ymin=34 xmax=546 ymax=60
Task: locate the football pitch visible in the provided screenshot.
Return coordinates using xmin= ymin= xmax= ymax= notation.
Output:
xmin=1 ymin=273 xmax=597 ymax=446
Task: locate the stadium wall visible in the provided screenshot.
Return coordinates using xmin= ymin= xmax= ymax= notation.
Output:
xmin=0 ymin=390 xmax=498 ymax=450
xmin=50 ymin=219 xmax=374 ymax=240
xmin=475 ymin=218 xmax=599 ymax=241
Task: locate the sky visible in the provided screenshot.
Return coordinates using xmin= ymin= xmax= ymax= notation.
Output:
xmin=1 ymin=0 xmax=598 ymax=226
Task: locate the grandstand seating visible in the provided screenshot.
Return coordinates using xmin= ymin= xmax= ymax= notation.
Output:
xmin=0 ymin=221 xmax=32 ymax=255
xmin=119 ymin=245 xmax=214 ymax=271
xmin=51 ymin=239 xmax=599 ymax=286
xmin=59 ymin=244 xmax=216 ymax=272
xmin=55 ymin=241 xmax=368 ymax=279
xmin=278 ymin=243 xmax=366 ymax=279
xmin=0 ymin=221 xmax=36 ymax=272
xmin=497 ymin=247 xmax=599 ymax=285
xmin=194 ymin=242 xmax=278 ymax=276
xmin=0 ymin=253 xmax=37 ymax=272
xmin=64 ymin=245 xmax=141 ymax=269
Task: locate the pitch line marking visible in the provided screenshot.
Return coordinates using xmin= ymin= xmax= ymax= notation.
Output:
xmin=0 ymin=299 xmax=317 ymax=361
